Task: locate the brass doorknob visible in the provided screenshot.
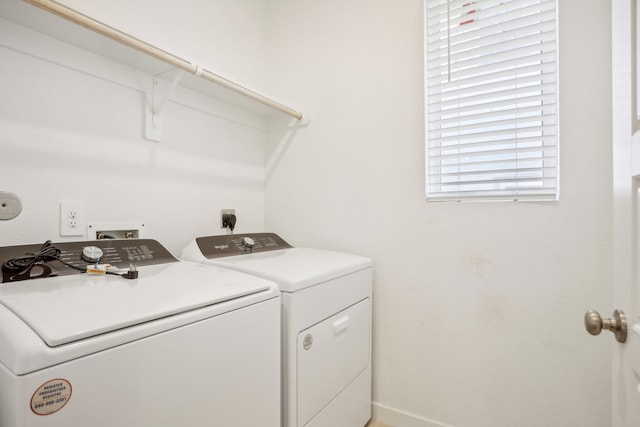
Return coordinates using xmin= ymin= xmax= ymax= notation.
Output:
xmin=584 ymin=309 xmax=627 ymax=343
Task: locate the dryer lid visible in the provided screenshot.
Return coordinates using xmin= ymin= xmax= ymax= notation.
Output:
xmin=0 ymin=262 xmax=273 ymax=347
xmin=200 ymin=247 xmax=372 ymax=293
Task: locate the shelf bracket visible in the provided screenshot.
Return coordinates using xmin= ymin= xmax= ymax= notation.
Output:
xmin=145 ymin=69 xmax=186 ymax=142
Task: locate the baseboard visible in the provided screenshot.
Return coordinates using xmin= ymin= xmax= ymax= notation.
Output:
xmin=372 ymin=402 xmax=453 ymax=427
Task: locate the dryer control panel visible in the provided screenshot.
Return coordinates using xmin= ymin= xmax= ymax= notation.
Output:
xmin=195 ymin=233 xmax=292 ymax=259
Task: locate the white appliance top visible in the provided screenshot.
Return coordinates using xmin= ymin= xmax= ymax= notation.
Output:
xmin=0 ymin=239 xmax=276 ymax=348
xmin=181 ymin=234 xmax=372 ymax=292
xmin=0 ymin=262 xmax=272 ymax=347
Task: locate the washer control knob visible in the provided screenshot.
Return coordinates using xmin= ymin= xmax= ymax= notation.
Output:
xmin=241 ymin=237 xmax=255 ymax=250
xmin=82 ymin=246 xmax=104 ymax=263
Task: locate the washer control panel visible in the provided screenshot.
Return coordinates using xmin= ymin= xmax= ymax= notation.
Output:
xmin=0 ymin=239 xmax=177 ymax=283
xmin=195 ymin=233 xmax=292 ymax=259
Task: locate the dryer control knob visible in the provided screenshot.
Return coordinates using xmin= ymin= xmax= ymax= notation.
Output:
xmin=241 ymin=237 xmax=255 ymax=249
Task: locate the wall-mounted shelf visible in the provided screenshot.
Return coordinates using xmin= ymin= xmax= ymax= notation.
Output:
xmin=0 ymin=0 xmax=308 ymax=141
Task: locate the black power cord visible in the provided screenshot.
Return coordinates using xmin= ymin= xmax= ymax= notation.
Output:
xmin=3 ymin=240 xmax=84 ymax=275
xmin=222 ymin=213 xmax=237 ymax=232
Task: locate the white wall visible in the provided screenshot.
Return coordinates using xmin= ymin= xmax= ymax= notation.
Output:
xmin=57 ymin=0 xmax=271 ymax=90
xmin=266 ymin=1 xmax=613 ymax=426
xmin=0 ymin=0 xmax=272 ymax=254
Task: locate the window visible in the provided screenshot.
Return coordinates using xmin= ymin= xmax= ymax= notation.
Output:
xmin=424 ymin=0 xmax=558 ymax=201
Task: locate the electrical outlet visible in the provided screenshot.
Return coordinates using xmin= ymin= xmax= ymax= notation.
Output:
xmin=60 ymin=201 xmax=85 ymax=236
xmin=220 ymin=209 xmax=235 ymax=229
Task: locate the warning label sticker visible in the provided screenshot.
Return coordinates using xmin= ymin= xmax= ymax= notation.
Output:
xmin=30 ymin=379 xmax=72 ymax=416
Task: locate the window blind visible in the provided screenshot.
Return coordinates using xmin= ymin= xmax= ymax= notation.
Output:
xmin=425 ymin=0 xmax=558 ymax=201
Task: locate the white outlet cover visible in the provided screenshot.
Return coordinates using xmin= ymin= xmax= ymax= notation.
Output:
xmin=60 ymin=201 xmax=85 ymax=236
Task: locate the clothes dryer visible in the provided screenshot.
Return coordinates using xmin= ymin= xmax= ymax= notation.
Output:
xmin=181 ymin=233 xmax=372 ymax=427
xmin=0 ymin=239 xmax=280 ymax=427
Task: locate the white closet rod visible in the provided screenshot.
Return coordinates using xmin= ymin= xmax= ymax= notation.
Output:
xmin=24 ymin=0 xmax=304 ymax=121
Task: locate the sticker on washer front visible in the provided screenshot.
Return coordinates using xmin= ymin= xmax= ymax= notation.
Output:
xmin=30 ymin=379 xmax=72 ymax=416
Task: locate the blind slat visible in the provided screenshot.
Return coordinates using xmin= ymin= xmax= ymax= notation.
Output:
xmin=427 ymin=12 xmax=556 ymax=50
xmin=429 ymin=144 xmax=557 ymax=162
xmin=432 ymin=166 xmax=557 ymax=178
xmin=429 ymin=107 xmax=556 ymax=127
xmin=426 ymin=191 xmax=557 ymax=202
xmin=428 ymin=33 xmax=556 ymax=74
xmin=429 ymin=77 xmax=556 ymax=105
xmin=428 ymin=65 xmax=555 ymax=93
xmin=427 ymin=54 xmax=557 ymax=84
xmin=429 ymin=137 xmax=558 ymax=154
xmin=428 ymin=35 xmax=557 ymax=70
xmin=427 ymin=4 xmax=553 ymax=29
xmin=427 ymin=93 xmax=557 ymax=118
xmin=426 ymin=41 xmax=557 ymax=74
xmin=430 ymin=86 xmax=557 ymax=113
xmin=429 ymin=125 xmax=557 ymax=145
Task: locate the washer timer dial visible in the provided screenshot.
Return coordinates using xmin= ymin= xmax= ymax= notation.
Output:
xmin=81 ymin=246 xmax=104 ymax=263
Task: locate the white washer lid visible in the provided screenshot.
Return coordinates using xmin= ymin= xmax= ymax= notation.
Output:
xmin=0 ymin=262 xmax=273 ymax=347
xmin=202 ymin=247 xmax=372 ymax=292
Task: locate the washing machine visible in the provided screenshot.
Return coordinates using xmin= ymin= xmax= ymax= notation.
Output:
xmin=0 ymin=238 xmax=281 ymax=427
xmin=181 ymin=232 xmax=373 ymax=427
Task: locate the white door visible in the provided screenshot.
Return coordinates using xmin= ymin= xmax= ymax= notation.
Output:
xmin=609 ymin=1 xmax=640 ymax=426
